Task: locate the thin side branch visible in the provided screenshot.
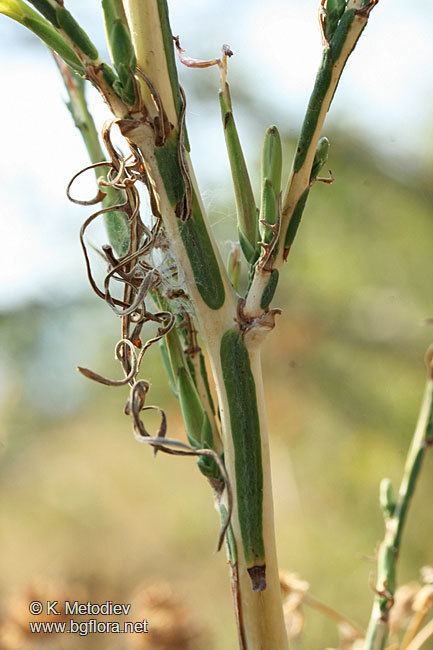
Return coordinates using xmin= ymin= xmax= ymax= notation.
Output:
xmin=364 ymin=354 xmax=433 ymax=650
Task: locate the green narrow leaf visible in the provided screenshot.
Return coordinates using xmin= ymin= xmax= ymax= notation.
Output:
xmin=0 ymin=0 xmax=30 ymax=20
xmin=260 ymin=270 xmax=279 ymax=310
xmin=199 ymin=352 xmax=215 ymax=415
xmin=284 ymin=188 xmax=310 ymax=253
xmin=219 ymin=84 xmax=258 ymax=263
xmin=259 ymin=126 xmax=282 ymax=246
xmin=112 ymin=66 xmax=135 ymax=105
xmin=261 ymin=125 xmax=282 ymax=194
xmin=101 ymin=62 xmax=117 ymax=88
xmin=27 ymin=0 xmax=58 ymax=26
xmin=156 ymin=0 xmax=183 ymax=124
xmin=155 ymin=127 xmax=227 ymax=307
xmin=220 ymin=329 xmax=265 ymax=588
xmin=323 ymin=0 xmax=347 ymax=41
xmin=101 ymin=0 xmax=124 ymax=25
xmin=102 ymin=0 xmax=136 ymax=105
xmin=178 ymin=191 xmax=226 ymax=311
xmin=110 ymin=20 xmax=136 ymax=70
xmin=259 ymin=179 xmax=278 ymax=246
xmin=25 ymin=15 xmax=84 ymax=72
xmin=284 ymin=137 xmax=329 ymax=256
xmin=154 ymin=132 xmax=186 ymax=206
xmin=178 ymin=367 xmax=203 ymax=448
xmin=161 ymin=319 xmax=220 ymax=479
xmin=293 ymin=50 xmax=333 ymax=173
xmin=178 ymin=366 xmax=220 ymax=479
xmin=329 ymin=8 xmax=357 ymax=61
xmin=55 ymin=5 xmax=99 ymax=60
xmin=0 ymin=0 xmax=84 ymax=73
xmin=197 ymin=414 xmax=220 ymax=479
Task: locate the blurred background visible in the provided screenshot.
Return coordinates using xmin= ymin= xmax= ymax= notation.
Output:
xmin=1 ymin=1 xmax=433 ymax=648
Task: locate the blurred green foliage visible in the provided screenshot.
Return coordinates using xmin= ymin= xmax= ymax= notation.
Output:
xmin=1 ymin=126 xmax=433 ymax=649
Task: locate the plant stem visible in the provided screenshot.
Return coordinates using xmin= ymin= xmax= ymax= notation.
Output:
xmin=126 ymin=91 xmax=288 ymax=650
xmin=1 ymin=1 xmax=405 ymax=648
xmin=245 ymin=0 xmax=378 ymax=317
xmin=54 ymin=56 xmax=130 ymax=256
xmin=56 ymin=63 xmax=103 ymax=164
xmin=120 ymin=2 xmax=289 ymax=646
xmin=210 ymin=340 xmax=289 ymax=649
xmin=364 ymin=376 xmax=433 ymax=649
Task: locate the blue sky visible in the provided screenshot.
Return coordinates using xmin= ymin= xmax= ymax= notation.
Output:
xmin=0 ymin=0 xmax=432 ymax=307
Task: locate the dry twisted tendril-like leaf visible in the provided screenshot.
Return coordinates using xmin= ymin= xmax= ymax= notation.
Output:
xmin=67 ymin=117 xmax=232 ymax=552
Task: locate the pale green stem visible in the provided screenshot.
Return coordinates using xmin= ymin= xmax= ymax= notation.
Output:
xmin=364 ymin=377 xmax=433 ymax=649
xmin=209 ymin=338 xmax=289 ymax=650
xmin=54 ymin=56 xmax=129 ymax=256
xmin=121 ymin=2 xmax=288 ymax=647
xmin=1 ymin=2 xmax=382 ymax=648
xmin=0 ymin=0 xmax=128 ymax=114
xmin=245 ymin=0 xmax=378 ymax=317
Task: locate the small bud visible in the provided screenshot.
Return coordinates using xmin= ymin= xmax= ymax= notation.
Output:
xmin=258 ymin=126 xmax=282 ymax=253
xmin=380 ymin=478 xmax=395 ymax=518
xmin=262 ymin=125 xmax=282 ymax=195
xmin=310 ymin=136 xmax=330 ymax=182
